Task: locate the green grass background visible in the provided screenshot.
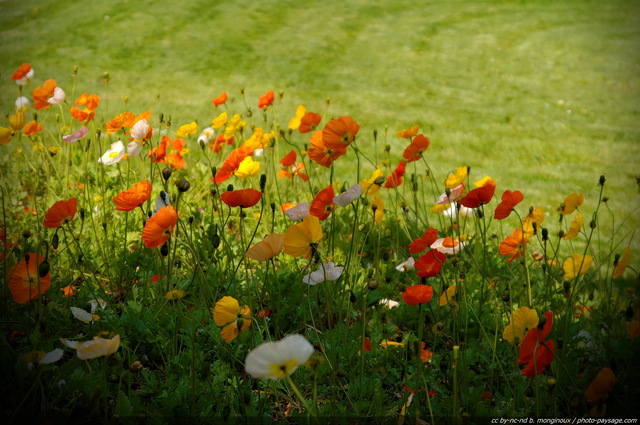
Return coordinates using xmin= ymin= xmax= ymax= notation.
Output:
xmin=1 ymin=0 xmax=639 ymax=251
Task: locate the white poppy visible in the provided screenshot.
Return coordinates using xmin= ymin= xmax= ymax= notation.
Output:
xmin=442 ymin=202 xmax=474 ymax=219
xmin=302 ymin=261 xmax=344 ymax=285
xmin=130 ymin=119 xmax=149 ymax=140
xmin=15 ymin=96 xmax=30 ymax=110
xmin=431 ymin=237 xmax=465 ymax=255
xmin=245 ymin=334 xmax=314 ymax=379
xmin=98 ymin=140 xmax=125 ymax=165
xmin=395 ymin=257 xmax=415 ymax=272
xmin=156 ymin=191 xmax=170 ymax=212
xmin=197 ymin=127 xmax=215 ymax=145
xmin=21 ymin=348 xmax=64 ymax=370
xmin=62 ymin=126 xmax=88 ymax=143
xmin=284 ymin=202 xmax=309 ymax=221
xmin=127 ymin=140 xmax=143 ymax=157
xmin=379 ymin=298 xmax=400 ymax=309
xmin=435 ymin=184 xmax=465 ymax=204
xmin=333 ymin=184 xmax=362 ymax=206
xmin=47 ymin=87 xmax=66 ymax=105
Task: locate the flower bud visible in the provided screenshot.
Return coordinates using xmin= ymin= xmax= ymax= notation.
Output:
xmin=384 ymin=144 xmax=391 ymax=153
xmin=176 ymin=178 xmax=190 ymax=193
xmin=270 ymin=202 xmax=276 ymax=212
xmin=160 ymin=241 xmax=169 ymax=257
xmin=599 ymin=175 xmax=606 ymax=186
xmin=260 ymin=174 xmax=267 ymax=192
xmin=22 ymin=230 xmax=32 ymax=239
xmin=590 ymin=220 xmax=596 ymax=229
xmin=226 ymin=184 xmax=234 ymax=192
xmin=52 ymin=233 xmax=59 ymax=250
xmin=211 ymin=234 xmax=220 ymax=249
xmin=129 ymin=360 xmax=143 ymax=372
xmin=162 ymin=167 xmax=172 ymax=181
xmin=368 ymin=280 xmax=378 ymax=290
xmin=373 ymin=176 xmax=386 ymax=186
xmin=541 ymin=228 xmax=548 ymax=241
xmin=38 ymin=261 xmax=50 ymax=277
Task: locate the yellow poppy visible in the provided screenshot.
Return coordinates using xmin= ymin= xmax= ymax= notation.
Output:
xmin=613 ymin=248 xmax=630 ymax=279
xmin=446 ymin=166 xmax=469 ymax=189
xmin=559 ymin=193 xmax=584 ymax=215
xmin=246 ymin=234 xmax=285 ymax=261
xmin=371 ymin=194 xmax=384 ymax=225
xmin=235 ymin=156 xmax=261 ymax=178
xmin=502 ymin=306 xmax=539 ymax=344
xmin=175 ymin=121 xmax=198 ymax=138
xmin=562 ymin=254 xmax=593 ymax=279
xmin=438 ymin=285 xmax=457 ymax=306
xmin=213 ymin=296 xmax=251 ymax=343
xmin=283 ymin=215 xmax=323 ymax=259
xmin=212 ymin=112 xmax=228 ymax=129
xmin=288 ymin=105 xmax=306 ymax=130
xmin=562 ymin=212 xmax=583 ymax=239
xmin=359 ymin=169 xmax=384 ymax=196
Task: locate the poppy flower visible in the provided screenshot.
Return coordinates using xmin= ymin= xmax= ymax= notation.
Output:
xmin=502 ymin=306 xmax=539 ymax=345
xmin=106 ymin=112 xmax=136 ymax=133
xmin=499 ymin=228 xmax=529 ymax=263
xmin=402 ymin=284 xmax=434 ymax=305
xmin=20 ymin=349 xmax=64 ymax=370
xmin=210 ymin=133 xmax=234 ymax=153
xmin=130 ymin=118 xmax=152 ymax=141
xmin=62 ymin=334 xmax=121 ymax=360
xmin=395 ymin=257 xmax=415 ymax=272
xmin=333 ymin=184 xmax=362 ymax=206
xmin=98 ymin=140 xmax=125 ymax=165
xmin=396 ymin=125 xmax=419 ymax=139
xmin=445 ymin=166 xmax=469 ymax=189
xmin=613 ymin=248 xmax=630 ymax=279
xmin=32 ymin=79 xmax=57 ymax=110
xmin=48 ymin=87 xmax=66 ymax=105
xmin=12 ymin=63 xmax=34 ymax=85
xmin=322 ymin=116 xmax=360 ymax=150
xmin=142 ymin=206 xmax=178 ymax=249
xmin=302 ymin=261 xmax=344 ymax=285
xmin=220 ymin=188 xmax=262 ymax=208
xmin=280 ymin=150 xmax=297 ymax=167
xmin=562 ymin=212 xmax=583 ymax=239
xmin=214 ymin=146 xmax=249 ymax=183
xmin=384 ymin=160 xmax=406 ymax=188
xmin=246 ymin=234 xmax=285 ymax=261
xmin=307 ymin=130 xmax=347 ymax=167
xmin=438 ymin=285 xmax=457 ymax=306
xmin=309 ymin=185 xmax=336 ymax=220
xmin=459 ymin=179 xmax=496 ymax=208
xmin=235 ymin=156 xmax=261 ymax=178
xmin=359 ymin=169 xmax=384 ymax=196
xmin=212 ymin=111 xmax=228 ymax=129
xmin=431 ymin=236 xmax=465 ymax=255
xmin=175 ymin=121 xmax=198 ymax=138
xmin=63 ymin=126 xmax=89 ymax=143
xmin=403 ymin=134 xmax=431 ymax=162
xmin=244 ymin=334 xmax=314 ymax=379
xmin=213 ymin=296 xmax=251 ymax=343
xmin=299 ymin=112 xmax=322 ymax=133
xmin=258 ymin=90 xmax=275 ymax=109
xmin=8 ymin=253 xmax=51 ymax=304
xmin=288 ymin=105 xmax=306 ymax=129
xmin=212 ymin=91 xmax=228 ymax=106
xmin=518 ymin=312 xmax=555 ymax=377
xmin=278 ymin=160 xmax=308 ymax=182
xmin=415 ymin=249 xmax=446 ymax=278
xmin=283 ymin=214 xmax=323 ymax=259
xmin=436 ymin=184 xmax=465 ymax=205
xmin=70 ymin=93 xmax=100 ymax=123
xmin=23 ymin=121 xmax=43 ymax=136
xmin=371 ymin=194 xmax=385 ymax=224
xmin=559 ymin=193 xmax=584 ymax=215
xmin=562 ymin=254 xmax=593 ymax=279
xmin=522 ymin=206 xmax=545 ymax=237
xmin=408 ymin=228 xmax=438 ymax=254
xmin=113 ymin=180 xmax=152 ymax=211
xmin=165 ymin=289 xmax=186 ymax=300
xmin=420 ymin=342 xmax=434 ymax=363
xmin=584 ymin=367 xmax=616 ymax=404
xmin=43 ymin=198 xmax=77 ymax=228
xmin=494 ymin=190 xmax=524 ymax=220
xmin=284 ymin=202 xmax=310 ymax=221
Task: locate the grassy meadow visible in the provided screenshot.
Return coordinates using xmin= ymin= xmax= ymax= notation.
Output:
xmin=1 ymin=0 xmax=639 ymax=422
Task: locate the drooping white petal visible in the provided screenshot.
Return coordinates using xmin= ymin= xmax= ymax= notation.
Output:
xmin=302 ymin=262 xmax=344 ymax=285
xmin=40 ymin=348 xmax=64 ymax=364
xmin=395 ymin=257 xmax=415 ymax=272
xmin=130 ymin=119 xmax=149 ymax=140
xmin=333 ymin=184 xmax=362 ymax=206
xmin=48 ymin=87 xmax=66 ymax=104
xmin=285 ymin=202 xmax=309 ymax=221
xmin=62 ymin=126 xmax=88 ymax=143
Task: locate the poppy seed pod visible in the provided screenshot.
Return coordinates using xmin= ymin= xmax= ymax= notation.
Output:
xmin=162 ymin=167 xmax=172 ymax=181
xmin=38 ymin=260 xmax=50 ymax=278
xmin=374 ymin=176 xmax=386 ymax=186
xmin=541 ymin=228 xmax=548 ymax=241
xmin=52 ymin=233 xmax=59 ymax=250
xmin=22 ymin=230 xmax=32 ymax=239
xmin=176 ymin=178 xmax=190 ymax=193
xmin=599 ymin=175 xmax=606 ymax=186
xmin=260 ymin=174 xmax=267 ymax=192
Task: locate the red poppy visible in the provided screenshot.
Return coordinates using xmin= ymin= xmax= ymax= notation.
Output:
xmin=8 ymin=253 xmax=51 ymax=304
xmin=43 ymin=198 xmax=77 ymax=228
xmin=309 ymin=185 xmax=336 ymax=221
xmin=499 ymin=228 xmax=529 ymax=263
xmin=299 ymin=112 xmax=322 ymax=133
xmin=322 ymin=116 xmax=360 ymax=150
xmin=459 ymin=180 xmax=496 ymax=208
xmin=214 ymin=147 xmax=249 ymax=183
xmin=408 ymin=228 xmax=438 ymax=254
xmin=415 ymin=249 xmax=446 ymax=278
xmin=278 ymin=151 xmax=308 ymax=182
xmin=69 ymin=93 xmax=100 ymax=123
xmin=584 ymin=367 xmax=616 ymax=404
xmin=220 ymin=188 xmax=262 ymax=208
xmin=280 ymin=150 xmax=297 ymax=167
xmin=210 ymin=133 xmax=234 ymax=153
xmin=402 ymin=134 xmax=430 ymax=162
xmin=362 ymin=337 xmax=372 ymax=352
xmin=32 ymin=79 xmax=57 ymax=110
xmin=494 ymin=190 xmax=524 ymax=220
xmin=402 ymin=284 xmax=434 ymax=305
xmin=384 ymin=160 xmax=406 ymax=188
xmin=307 ymin=130 xmax=347 ymax=168
xmin=113 ymin=180 xmax=152 ymax=211
xmin=142 ymin=206 xmax=178 ymax=249
xmin=12 ymin=63 xmax=32 ymax=81
xmin=258 ymin=90 xmax=274 ymax=109
xmin=212 ymin=91 xmax=228 ymax=106
xmin=518 ymin=311 xmax=555 ymax=377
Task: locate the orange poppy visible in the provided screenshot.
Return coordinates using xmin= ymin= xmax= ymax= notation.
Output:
xmin=148 ymin=136 xmax=170 ymax=162
xmin=142 ymin=206 xmax=178 ymax=248
xmin=220 ymin=188 xmax=262 ymax=208
xmin=299 ymin=112 xmax=322 ymax=133
xmin=584 ymin=367 xmax=616 ymax=404
xmin=396 ymin=125 xmax=420 ymax=139
xmin=214 ymin=147 xmax=249 ymax=184
xmin=415 ymin=249 xmax=446 ymax=278
xmin=459 ymin=179 xmax=496 ymax=208
xmin=113 ymin=180 xmax=152 ymax=211
xmin=402 ymin=134 xmax=430 ymax=162
xmin=23 ymin=121 xmax=43 ymax=136
xmin=409 ymin=228 xmax=438 ymax=254
xmin=402 ymin=284 xmax=433 ymax=305
xmin=384 ymin=160 xmax=406 ymax=188
xmin=70 ymin=93 xmax=100 ymax=123
xmin=210 ymin=133 xmax=234 ymax=153
xmin=165 ymin=152 xmax=186 ymax=170
xmin=283 ymin=214 xmax=323 ymax=259
xmin=307 ymin=130 xmax=347 ymax=168
xmin=9 ymin=254 xmax=51 ymax=304
xmin=106 ymin=112 xmax=136 ymax=133
xmin=559 ymin=193 xmax=584 ymax=215
xmin=43 ymin=198 xmax=77 ymax=228
xmin=494 ymin=190 xmax=524 ymax=220
xmin=32 ymin=79 xmax=57 ymax=110
xmin=12 ymin=63 xmax=32 ymax=81
xmin=322 ymin=116 xmax=360 ymax=150
xmin=246 ymin=234 xmax=285 ymax=261
xmin=258 ymin=90 xmax=275 ymax=109
xmin=309 ymin=185 xmax=336 ymax=220
xmin=499 ymin=228 xmax=529 ymax=263
xmin=212 ymin=91 xmax=228 ymax=106
xmin=518 ymin=312 xmax=555 ymax=377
